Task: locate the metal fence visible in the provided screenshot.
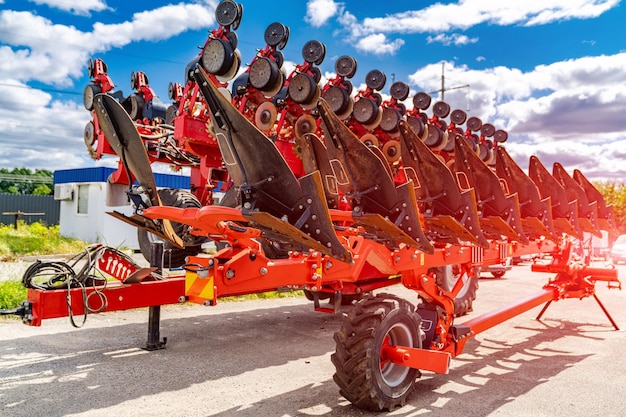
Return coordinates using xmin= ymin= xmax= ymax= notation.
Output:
xmin=0 ymin=194 xmax=60 ymax=226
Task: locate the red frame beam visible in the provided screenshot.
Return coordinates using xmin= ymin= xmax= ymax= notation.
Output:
xmin=26 ymin=278 xmax=185 ymax=326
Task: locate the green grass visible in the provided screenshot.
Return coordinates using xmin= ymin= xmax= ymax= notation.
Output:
xmin=0 ymin=222 xmax=88 ymax=311
xmin=0 ymin=221 xmax=87 ymax=261
xmin=0 ymin=281 xmax=27 ymax=311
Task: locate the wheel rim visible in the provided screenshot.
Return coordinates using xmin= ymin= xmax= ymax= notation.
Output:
xmin=379 ymin=322 xmax=413 ymax=387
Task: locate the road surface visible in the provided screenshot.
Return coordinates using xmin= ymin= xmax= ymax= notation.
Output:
xmin=1 ymin=261 xmax=625 ymax=417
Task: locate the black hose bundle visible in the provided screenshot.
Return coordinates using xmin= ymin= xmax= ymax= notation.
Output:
xmin=20 ymin=244 xmax=135 ymax=327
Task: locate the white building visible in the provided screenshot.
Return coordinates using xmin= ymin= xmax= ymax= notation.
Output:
xmin=53 ymin=167 xmax=191 ymax=250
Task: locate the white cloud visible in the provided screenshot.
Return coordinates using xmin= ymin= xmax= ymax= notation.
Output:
xmin=305 ymin=0 xmax=340 ymax=27
xmin=28 ymin=0 xmax=110 ymax=16
xmin=406 ymin=52 xmax=626 ymax=180
xmin=427 ymin=33 xmax=478 ymax=46
xmin=0 ymin=3 xmax=217 ymax=87
xmin=352 ymin=0 xmax=620 ymax=35
xmin=0 ymin=81 xmax=93 ymax=170
xmin=335 ymin=0 xmax=619 ymax=55
xmin=355 ymin=34 xmax=405 ymax=56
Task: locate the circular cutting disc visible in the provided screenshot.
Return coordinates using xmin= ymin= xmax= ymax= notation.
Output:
xmin=264 ymin=22 xmax=288 ymax=47
xmin=360 ymin=133 xmax=379 ymax=147
xmin=450 ymin=109 xmax=467 ymax=125
xmin=413 ymin=92 xmax=432 ymax=110
xmin=335 ymin=55 xmax=357 ymax=78
xmin=249 ymin=57 xmax=280 ymax=91
xmin=406 ymin=115 xmax=425 ymax=137
xmin=383 ymin=140 xmax=401 ymax=162
xmin=254 ymin=101 xmax=277 ymax=131
xmin=201 ymin=38 xmax=234 ymax=76
xmin=215 ymin=0 xmax=239 ymax=27
xmin=466 ymin=116 xmax=482 ymax=132
xmin=302 ymin=40 xmax=326 ymax=65
xmin=494 ymin=129 xmax=508 ymax=143
xmin=352 ymin=97 xmax=379 ymax=125
xmin=390 ymin=81 xmax=410 ymax=101
xmin=294 ymin=114 xmax=317 ymax=139
xmin=288 ymin=73 xmax=318 ymax=104
xmin=380 ymin=107 xmax=401 ymax=132
xmin=432 ymin=101 xmax=451 ymax=118
xmin=87 ymin=58 xmax=94 ymax=78
xmin=481 ymin=123 xmax=496 ymax=137
xmin=323 ymin=86 xmax=351 ymax=116
xmin=365 ymin=69 xmax=386 ymax=91
xmin=83 ymin=84 xmax=101 ymax=111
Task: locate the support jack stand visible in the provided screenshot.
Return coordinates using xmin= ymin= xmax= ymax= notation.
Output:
xmin=536 ymin=293 xmax=620 ymax=331
xmin=143 ymin=242 xmax=168 ymax=351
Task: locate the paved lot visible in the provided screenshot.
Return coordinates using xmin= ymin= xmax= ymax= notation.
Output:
xmin=1 ymin=261 xmax=625 ymax=417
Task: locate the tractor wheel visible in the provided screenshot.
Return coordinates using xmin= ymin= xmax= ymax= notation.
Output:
xmin=432 ymin=264 xmax=478 ymax=316
xmin=137 ymin=188 xmax=205 ymax=268
xmin=303 ymin=290 xmax=366 ymax=305
xmin=491 ymin=270 xmax=506 ymax=279
xmin=332 ymin=293 xmax=423 ymax=411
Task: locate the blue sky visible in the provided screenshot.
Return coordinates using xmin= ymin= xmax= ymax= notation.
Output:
xmin=0 ymin=0 xmax=625 ymax=181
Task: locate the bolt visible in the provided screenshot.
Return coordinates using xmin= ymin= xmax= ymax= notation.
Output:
xmin=325 ymin=261 xmax=333 ymax=269
xmin=225 ymin=269 xmax=235 ymax=279
xmin=260 ymin=267 xmax=268 ymax=275
xmin=312 ymin=263 xmax=318 ymax=270
xmin=178 ymin=296 xmax=187 ymax=303
xmin=243 ymin=202 xmax=252 ymax=210
xmin=422 ymin=276 xmax=429 ymax=284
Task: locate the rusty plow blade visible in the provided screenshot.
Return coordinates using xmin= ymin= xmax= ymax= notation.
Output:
xmin=92 ymin=93 xmax=183 ymax=248
xmin=495 ymin=147 xmax=557 ymax=241
xmin=573 ymin=169 xmax=619 ymax=237
xmin=528 ymin=156 xmax=581 ymax=239
xmin=399 ymin=121 xmax=489 ymax=249
xmin=317 ymin=100 xmax=433 ymax=254
xmin=192 ymin=66 xmax=351 ymax=263
xmin=453 ymin=136 xmax=527 ymax=244
xmin=553 ymin=163 xmax=602 ymax=238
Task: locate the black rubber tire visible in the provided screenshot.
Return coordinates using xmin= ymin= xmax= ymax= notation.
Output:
xmin=491 ymin=270 xmax=506 ymax=278
xmin=303 ymin=290 xmax=366 ymax=305
xmin=432 ymin=265 xmax=478 ymax=316
xmin=137 ymin=188 xmax=205 ymax=268
xmin=332 ymin=293 xmax=423 ymax=411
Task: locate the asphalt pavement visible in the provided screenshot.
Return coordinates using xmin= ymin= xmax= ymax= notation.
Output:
xmin=1 ymin=261 xmax=625 ymax=417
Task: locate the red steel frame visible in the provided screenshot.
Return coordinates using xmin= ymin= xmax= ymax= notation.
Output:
xmin=22 ymin=204 xmax=620 ymax=378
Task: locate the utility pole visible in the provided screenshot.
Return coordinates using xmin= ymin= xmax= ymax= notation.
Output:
xmin=430 ymin=61 xmax=470 ymax=107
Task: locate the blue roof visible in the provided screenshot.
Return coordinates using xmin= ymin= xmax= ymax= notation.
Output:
xmin=54 ymin=167 xmax=190 ymax=189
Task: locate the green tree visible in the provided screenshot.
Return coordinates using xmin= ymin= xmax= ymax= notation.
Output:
xmin=0 ymin=167 xmax=53 ymax=195
xmin=32 ymin=184 xmax=51 ymax=195
xmin=593 ymin=181 xmax=626 ymax=233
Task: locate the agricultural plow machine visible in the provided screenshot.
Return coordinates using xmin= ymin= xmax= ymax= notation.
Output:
xmin=4 ymin=0 xmax=623 ymax=411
